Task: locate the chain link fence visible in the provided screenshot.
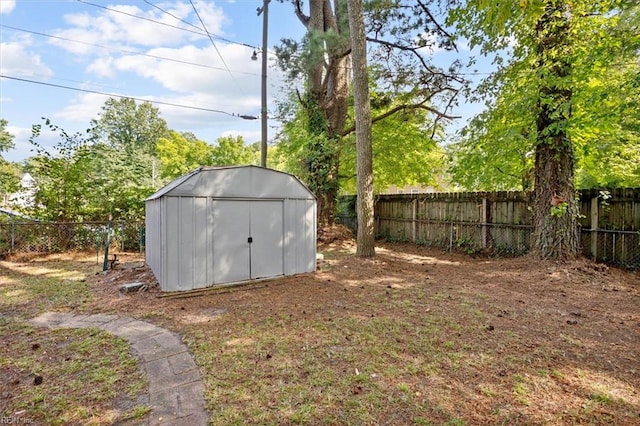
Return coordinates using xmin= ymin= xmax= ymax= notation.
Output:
xmin=2 ymin=218 xmax=638 ymax=270
xmin=0 ymin=221 xmax=145 ymax=258
xmin=581 ymin=228 xmax=640 ymax=269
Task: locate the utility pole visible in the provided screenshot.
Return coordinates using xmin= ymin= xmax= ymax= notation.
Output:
xmin=257 ymin=0 xmax=269 ymax=168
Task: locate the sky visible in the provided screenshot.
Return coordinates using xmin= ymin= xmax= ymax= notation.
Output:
xmin=0 ymin=0 xmax=485 ymax=163
xmin=0 ymin=0 xmax=306 ymax=162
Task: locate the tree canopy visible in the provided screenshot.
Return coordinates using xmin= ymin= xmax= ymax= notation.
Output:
xmin=19 ymin=99 xmax=263 ymax=221
xmin=447 ymin=0 xmax=640 ymax=259
xmin=275 ymin=0 xmax=464 ymax=223
xmin=5 ymin=0 xmax=639 ymax=234
xmin=448 ymin=0 xmax=640 ymax=190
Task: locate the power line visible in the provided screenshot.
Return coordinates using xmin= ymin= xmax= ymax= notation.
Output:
xmin=0 ymin=74 xmax=258 ymax=119
xmin=0 ymin=24 xmax=259 ymax=77
xmin=142 ymin=0 xmax=258 ymax=50
xmin=188 ymin=0 xmax=246 ymax=97
xmin=142 ymin=0 xmax=202 ymax=33
xmin=76 ymin=0 xmax=257 ymax=50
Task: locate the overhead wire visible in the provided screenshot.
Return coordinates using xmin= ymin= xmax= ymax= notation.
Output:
xmin=187 ymin=0 xmax=247 ymax=96
xmin=1 ymin=0 xmax=266 ymax=119
xmin=142 ymin=0 xmax=204 ymax=33
xmin=0 ymin=74 xmax=258 ymax=119
xmin=76 ymin=0 xmax=257 ymax=50
xmin=0 ymin=24 xmax=259 ymax=77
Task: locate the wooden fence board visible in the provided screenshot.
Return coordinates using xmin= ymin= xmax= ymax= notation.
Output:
xmin=342 ymin=188 xmax=640 ymax=268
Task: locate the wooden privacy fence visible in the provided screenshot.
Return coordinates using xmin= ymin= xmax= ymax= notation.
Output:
xmin=337 ymin=188 xmax=640 ymax=269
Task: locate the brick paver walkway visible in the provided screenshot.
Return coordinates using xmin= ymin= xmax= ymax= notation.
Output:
xmin=30 ymin=312 xmax=209 ymax=425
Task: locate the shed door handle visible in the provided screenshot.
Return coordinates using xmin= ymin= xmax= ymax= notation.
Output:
xmin=248 ymin=237 xmax=253 ymax=243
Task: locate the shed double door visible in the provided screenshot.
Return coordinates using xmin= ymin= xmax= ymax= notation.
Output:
xmin=212 ymin=200 xmax=284 ymax=284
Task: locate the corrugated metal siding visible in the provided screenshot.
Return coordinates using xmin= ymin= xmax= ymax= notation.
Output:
xmin=144 ymin=199 xmax=163 ymax=286
xmin=164 ymin=196 xmax=180 ymax=291
xmin=146 ymin=167 xmax=317 ymax=292
xmin=160 ymin=196 xmax=213 ymax=291
xmin=153 ymin=166 xmax=315 ymax=200
xmin=212 ymin=200 xmax=251 ymax=284
xmin=250 ymin=200 xmax=285 ymax=279
xmin=284 ymin=199 xmax=316 ymax=275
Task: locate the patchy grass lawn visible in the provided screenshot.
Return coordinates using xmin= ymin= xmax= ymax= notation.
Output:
xmin=0 ymin=255 xmax=150 ymax=425
xmin=2 ymin=241 xmax=639 ymax=425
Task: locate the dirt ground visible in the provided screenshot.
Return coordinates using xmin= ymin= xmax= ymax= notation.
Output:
xmin=79 ymin=227 xmax=640 ymax=423
xmin=92 ymin=234 xmax=640 ymax=352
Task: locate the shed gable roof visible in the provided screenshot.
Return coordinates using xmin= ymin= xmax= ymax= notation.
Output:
xmin=146 ymin=166 xmax=314 ymax=201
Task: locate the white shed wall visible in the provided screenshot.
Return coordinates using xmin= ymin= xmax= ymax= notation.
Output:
xmin=162 ymin=196 xmax=213 ymax=292
xmin=284 ymin=199 xmax=317 ymax=275
xmin=145 ymin=166 xmax=316 ymax=292
xmin=145 ymin=199 xmax=163 ymax=286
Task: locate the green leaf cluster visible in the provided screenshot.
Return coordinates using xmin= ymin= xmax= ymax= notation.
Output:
xmin=18 ymin=98 xmax=264 ymax=221
xmin=0 ymin=119 xmax=21 ymax=196
xmin=449 ymin=1 xmax=640 ymax=190
xmin=341 ymin=98 xmax=448 ymax=193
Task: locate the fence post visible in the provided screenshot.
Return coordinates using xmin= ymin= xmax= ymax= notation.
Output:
xmin=449 ymin=222 xmax=454 ymax=253
xmin=11 ymin=222 xmax=15 ymax=252
xmin=412 ymin=199 xmax=417 ymax=242
xmin=481 ymin=197 xmax=488 ymax=249
xmin=590 ymin=196 xmax=599 ymax=259
xmin=103 ymin=217 xmax=112 ymax=272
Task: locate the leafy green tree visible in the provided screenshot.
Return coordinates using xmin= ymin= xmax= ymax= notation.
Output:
xmin=277 ymin=0 xmax=351 ymax=224
xmin=26 ymin=97 xmax=171 ymax=221
xmin=157 ymin=131 xmax=215 ymax=179
xmin=573 ymin=61 xmax=640 ymax=188
xmin=0 ymin=119 xmax=21 ymax=197
xmin=0 ymin=119 xmax=14 ymax=153
xmin=449 ymin=0 xmax=638 ymax=259
xmin=86 ymin=143 xmax=157 ymax=220
xmin=210 ymin=135 xmax=259 ymax=166
xmin=341 ymin=92 xmax=449 ymax=193
xmin=450 ymin=1 xmax=640 ymax=192
xmin=90 ymin=98 xmax=169 ymax=155
xmin=277 ymin=0 xmax=463 ymax=224
xmin=28 ymin=119 xmax=95 ymax=221
xmin=277 ymin=88 xmax=449 ymax=195
xmin=88 ymin=98 xmax=170 ymax=219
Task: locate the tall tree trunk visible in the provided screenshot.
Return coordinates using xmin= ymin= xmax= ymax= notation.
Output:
xmin=295 ymin=0 xmax=351 ymax=225
xmin=347 ymin=0 xmax=375 ymax=257
xmin=532 ymin=0 xmax=579 ymax=260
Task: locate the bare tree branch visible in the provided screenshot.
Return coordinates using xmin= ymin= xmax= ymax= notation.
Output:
xmin=293 ymin=0 xmax=310 ymax=27
xmin=366 ymin=36 xmax=466 ymax=85
xmin=341 ymin=100 xmax=461 ymax=137
xmin=416 ymin=0 xmax=458 ymax=52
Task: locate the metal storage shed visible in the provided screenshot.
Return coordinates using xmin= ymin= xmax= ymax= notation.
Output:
xmin=145 ymin=166 xmax=316 ymax=292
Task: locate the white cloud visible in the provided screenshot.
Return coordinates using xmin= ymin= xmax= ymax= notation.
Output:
xmin=5 ymin=125 xmax=39 ymax=162
xmin=0 ymin=0 xmax=16 ymax=14
xmin=49 ymin=1 xmax=228 ymax=55
xmin=87 ymin=57 xmax=117 ymax=79
xmin=114 ymin=44 xmax=259 ymax=94
xmin=54 ymin=93 xmax=112 ymax=123
xmin=0 ymin=40 xmax=53 ymax=78
xmin=101 ymin=42 xmax=283 ymax=125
